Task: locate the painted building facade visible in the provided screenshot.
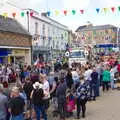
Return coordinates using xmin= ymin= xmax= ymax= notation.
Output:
xmin=76 ymin=25 xmax=118 ymax=45
xmin=75 ymin=24 xmax=120 ymax=53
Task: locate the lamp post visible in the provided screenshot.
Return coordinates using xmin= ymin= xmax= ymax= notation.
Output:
xmin=27 ymin=11 xmax=30 ymax=32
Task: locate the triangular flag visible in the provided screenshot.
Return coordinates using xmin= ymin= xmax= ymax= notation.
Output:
xmin=30 ymin=12 xmax=33 ymax=17
xmin=2 ymin=13 xmax=8 ymax=18
xmin=63 ymin=10 xmax=67 ymax=16
xmin=47 ymin=11 xmax=51 ymax=16
xmin=21 ymin=12 xmax=25 ymax=17
xmin=104 ymin=8 xmax=108 ymax=13
xmin=55 ymin=10 xmax=59 ymax=16
xmin=72 ymin=10 xmax=76 ymax=15
xmin=12 ymin=13 xmax=16 ymax=18
xmin=118 ymin=6 xmax=120 ymax=11
xmin=80 ymin=10 xmax=84 ymax=14
xmin=96 ymin=8 xmax=100 ymax=13
xmin=111 ymin=7 xmax=115 ymax=12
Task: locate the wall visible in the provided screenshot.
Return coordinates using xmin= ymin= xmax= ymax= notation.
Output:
xmin=0 ymin=32 xmax=31 ymax=47
xmin=30 ymin=15 xmax=69 ymax=51
xmin=76 ymin=28 xmax=117 ymax=45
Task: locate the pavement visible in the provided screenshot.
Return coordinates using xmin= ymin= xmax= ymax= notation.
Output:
xmin=7 ymin=83 xmax=120 ymax=120
xmin=48 ymin=89 xmax=120 ymax=120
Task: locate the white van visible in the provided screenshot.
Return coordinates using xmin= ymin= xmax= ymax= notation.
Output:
xmin=68 ymin=48 xmax=88 ymax=68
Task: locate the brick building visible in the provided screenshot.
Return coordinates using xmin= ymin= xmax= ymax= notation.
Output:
xmin=0 ymin=15 xmax=32 ymax=65
xmin=75 ymin=24 xmax=119 ymax=53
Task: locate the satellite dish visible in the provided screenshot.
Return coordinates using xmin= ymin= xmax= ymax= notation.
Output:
xmin=65 ymin=51 xmax=69 ymax=57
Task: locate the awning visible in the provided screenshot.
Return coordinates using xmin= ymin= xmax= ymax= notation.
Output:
xmin=95 ymin=44 xmax=117 ymax=48
xmin=0 ymin=49 xmax=11 ymax=56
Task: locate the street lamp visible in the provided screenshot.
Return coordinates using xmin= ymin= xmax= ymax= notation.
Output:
xmin=26 ymin=11 xmax=30 ymax=32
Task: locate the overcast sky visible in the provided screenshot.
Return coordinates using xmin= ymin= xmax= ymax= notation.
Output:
xmin=4 ymin=0 xmax=120 ymax=31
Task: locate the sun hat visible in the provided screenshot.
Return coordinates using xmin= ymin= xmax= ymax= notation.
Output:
xmin=33 ymin=82 xmax=43 ymax=89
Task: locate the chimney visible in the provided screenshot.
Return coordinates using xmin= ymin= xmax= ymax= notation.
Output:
xmin=41 ymin=12 xmax=47 ymax=17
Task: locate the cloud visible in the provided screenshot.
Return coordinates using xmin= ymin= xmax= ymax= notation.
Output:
xmin=63 ymin=0 xmax=91 ymax=9
xmin=101 ymin=0 xmax=120 ymax=7
xmin=5 ymin=0 xmax=43 ymax=8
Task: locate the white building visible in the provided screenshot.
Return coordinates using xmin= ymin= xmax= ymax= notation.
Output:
xmin=0 ymin=2 xmax=70 ymax=62
xmin=30 ymin=12 xmax=70 ymax=62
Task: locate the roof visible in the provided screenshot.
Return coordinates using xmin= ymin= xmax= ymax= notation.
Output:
xmin=76 ymin=24 xmax=117 ymax=32
xmin=0 ymin=15 xmax=30 ymax=36
xmin=75 ymin=25 xmax=87 ymax=32
xmin=41 ymin=12 xmax=69 ymax=28
xmin=32 ymin=15 xmax=69 ymax=31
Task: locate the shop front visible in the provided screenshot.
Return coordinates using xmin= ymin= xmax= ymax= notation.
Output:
xmin=0 ymin=47 xmax=31 ymax=65
xmin=9 ymin=48 xmax=31 ymax=65
xmin=0 ymin=48 xmax=11 ymax=64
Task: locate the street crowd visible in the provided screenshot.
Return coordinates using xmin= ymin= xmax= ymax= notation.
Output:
xmin=0 ymin=57 xmax=120 ymax=120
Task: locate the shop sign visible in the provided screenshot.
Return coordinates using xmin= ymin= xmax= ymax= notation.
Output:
xmin=12 ymin=50 xmax=26 ymax=56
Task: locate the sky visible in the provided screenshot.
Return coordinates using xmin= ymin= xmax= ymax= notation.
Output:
xmin=3 ymin=0 xmax=120 ymax=31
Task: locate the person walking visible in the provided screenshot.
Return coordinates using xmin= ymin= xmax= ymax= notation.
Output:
xmin=66 ymin=69 xmax=73 ymax=89
xmin=8 ymin=87 xmax=25 ymax=120
xmin=40 ymin=74 xmax=50 ymax=110
xmin=31 ymin=82 xmax=47 ymax=120
xmin=0 ymin=84 xmax=8 ymax=120
xmin=83 ymin=66 xmax=92 ymax=99
xmin=76 ymin=76 xmax=90 ymax=119
xmin=102 ymin=67 xmax=111 ymax=91
xmin=56 ymin=77 xmax=67 ymax=120
xmin=91 ymin=68 xmax=98 ymax=100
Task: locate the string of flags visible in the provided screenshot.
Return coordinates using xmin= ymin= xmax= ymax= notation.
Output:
xmin=46 ymin=6 xmax=120 ymax=16
xmin=1 ymin=11 xmax=34 ymax=18
xmin=1 ymin=6 xmax=120 ymax=18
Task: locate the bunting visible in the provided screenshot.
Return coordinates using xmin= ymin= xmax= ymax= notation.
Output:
xmin=111 ymin=7 xmax=115 ymax=12
xmin=1 ymin=6 xmax=120 ymax=18
xmin=47 ymin=11 xmax=51 ymax=16
xmin=55 ymin=10 xmax=59 ymax=16
xmin=63 ymin=10 xmax=67 ymax=16
xmin=103 ymin=8 xmax=108 ymax=14
xmin=12 ymin=13 xmax=16 ymax=18
xmin=2 ymin=13 xmax=8 ymax=18
xmin=72 ymin=10 xmax=76 ymax=15
xmin=96 ymin=8 xmax=100 ymax=13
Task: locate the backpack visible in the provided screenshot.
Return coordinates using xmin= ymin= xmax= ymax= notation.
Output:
xmin=32 ymin=88 xmax=44 ymax=106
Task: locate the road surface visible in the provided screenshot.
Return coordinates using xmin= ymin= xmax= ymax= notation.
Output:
xmin=48 ymin=89 xmax=120 ymax=120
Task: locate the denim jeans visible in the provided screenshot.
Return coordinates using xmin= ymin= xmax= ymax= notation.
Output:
xmin=91 ymin=84 xmax=97 ymax=99
xmin=10 ymin=114 xmax=24 ymax=120
xmin=96 ymin=76 xmax=100 ymax=96
xmin=89 ymin=81 xmax=93 ymax=98
xmin=34 ymin=105 xmax=47 ymax=120
xmin=111 ymin=76 xmax=115 ymax=89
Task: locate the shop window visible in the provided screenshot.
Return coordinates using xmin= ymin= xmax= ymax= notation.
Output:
xmin=42 ymin=24 xmax=45 ymax=35
xmin=35 ymin=22 xmax=38 ymax=34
